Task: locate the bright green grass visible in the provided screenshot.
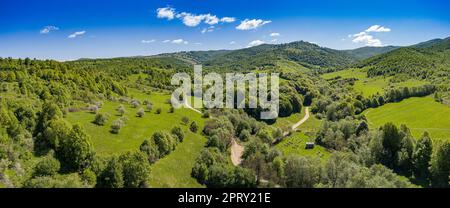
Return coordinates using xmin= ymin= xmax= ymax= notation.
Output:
xmin=321 ymin=69 xmax=428 ymax=97
xmin=275 ymin=131 xmax=330 ymax=162
xmin=148 ymin=130 xmax=206 ymax=188
xmin=67 ymin=92 xmax=205 ymax=154
xmin=363 ymin=96 xmax=450 ymax=140
xmin=273 ymin=108 xmax=306 ymax=132
xmin=66 ymin=90 xmax=207 ymax=187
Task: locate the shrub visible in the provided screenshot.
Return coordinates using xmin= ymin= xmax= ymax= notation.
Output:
xmin=239 ymin=129 xmax=251 ymax=142
xmin=156 ymin=108 xmax=162 ymax=114
xmin=190 ymin=121 xmax=199 ymax=133
xmin=146 ymin=103 xmax=153 ymax=112
xmin=152 ymin=131 xmax=177 ymax=157
xmin=202 ymin=111 xmax=210 ymax=118
xmin=117 ymin=105 xmax=126 ymax=116
xmin=93 ymin=113 xmax=110 ymax=126
xmin=168 ymin=107 xmax=174 ymax=113
xmin=182 ymin=116 xmax=189 ymax=125
xmin=136 ymin=108 xmax=145 ymax=117
xmin=171 ymin=126 xmax=185 ymax=142
xmin=34 ymin=154 xmax=60 ymax=177
xmin=140 ymin=140 xmax=160 ymax=164
xmin=111 ymin=119 xmax=125 ymax=134
xmin=131 ymin=100 xmax=140 ymax=108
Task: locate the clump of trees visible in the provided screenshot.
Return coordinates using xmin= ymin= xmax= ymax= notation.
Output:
xmin=139 ymin=128 xmax=184 ymax=164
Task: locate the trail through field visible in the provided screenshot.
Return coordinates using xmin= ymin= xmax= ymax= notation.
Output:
xmin=232 ymin=107 xmax=311 ymax=166
xmin=282 ymin=107 xmax=310 ymax=137
xmin=184 ymin=99 xmax=202 ymax=114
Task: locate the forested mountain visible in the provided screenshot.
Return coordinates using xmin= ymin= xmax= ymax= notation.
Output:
xmin=343 ymin=46 xmax=399 ymax=60
xmin=356 ymin=37 xmax=450 ymax=80
xmin=159 ymin=41 xmax=358 ymax=72
xmin=157 ymin=41 xmax=409 ymax=73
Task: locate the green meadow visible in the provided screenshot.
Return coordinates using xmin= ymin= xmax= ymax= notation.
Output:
xmin=363 ymin=96 xmax=450 ymax=140
xmin=321 ymin=68 xmax=428 ymax=97
xmin=275 ymin=131 xmax=330 ymax=162
xmin=66 ymin=90 xmax=207 ymax=187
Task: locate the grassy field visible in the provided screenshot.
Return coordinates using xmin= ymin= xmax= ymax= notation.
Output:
xmin=363 ymin=96 xmax=450 ymax=140
xmin=66 ymin=89 xmax=207 ymax=187
xmin=275 ymin=131 xmax=330 ymax=162
xmin=321 ymin=68 xmax=428 ymax=97
xmin=273 ymin=107 xmax=323 ymax=136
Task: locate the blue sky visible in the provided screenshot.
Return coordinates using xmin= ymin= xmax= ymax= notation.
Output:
xmin=0 ymin=0 xmax=449 ymax=60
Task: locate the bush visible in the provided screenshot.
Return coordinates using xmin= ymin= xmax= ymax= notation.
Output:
xmin=131 ymin=100 xmax=140 ymax=108
xmin=81 ymin=169 xmax=97 ymax=187
xmin=171 ymin=126 xmax=185 ymax=142
xmin=156 ymin=108 xmax=162 ymax=114
xmin=117 ymin=105 xmax=126 ymax=116
xmin=152 ymin=131 xmax=177 ymax=157
xmin=239 ymin=129 xmax=251 ymax=142
xmin=182 ymin=116 xmax=189 ymax=125
xmin=146 ymin=103 xmax=153 ymax=112
xmin=202 ymin=111 xmax=210 ymax=118
xmin=168 ymin=107 xmax=174 ymax=113
xmin=34 ymin=154 xmax=60 ymax=177
xmin=93 ymin=113 xmax=110 ymax=126
xmin=140 ymin=139 xmax=160 ymax=164
xmin=190 ymin=121 xmax=198 ymax=133
xmin=136 ymin=108 xmax=145 ymax=117
xmin=111 ymin=119 xmax=125 ymax=134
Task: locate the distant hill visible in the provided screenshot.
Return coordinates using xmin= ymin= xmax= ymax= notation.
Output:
xmin=343 ymin=46 xmax=399 ymax=60
xmin=356 ymin=37 xmax=450 ymax=80
xmin=156 ymin=41 xmax=408 ymax=72
xmin=159 ymin=41 xmax=360 ymax=72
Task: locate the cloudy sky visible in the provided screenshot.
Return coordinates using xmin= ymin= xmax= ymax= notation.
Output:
xmin=0 ymin=0 xmax=449 ymax=60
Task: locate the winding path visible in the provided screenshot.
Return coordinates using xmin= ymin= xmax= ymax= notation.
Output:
xmin=231 ymin=107 xmax=310 ymax=166
xmin=183 ymin=100 xmax=310 ymax=167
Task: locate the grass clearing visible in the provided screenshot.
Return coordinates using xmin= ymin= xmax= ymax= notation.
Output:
xmin=363 ymin=96 xmax=450 ymax=140
xmin=275 ymin=131 xmax=330 ymax=162
xmin=66 ymin=90 xmax=207 ymax=187
xmin=322 ymin=68 xmax=428 ymax=97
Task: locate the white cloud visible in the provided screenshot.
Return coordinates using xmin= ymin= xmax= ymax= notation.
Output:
xmin=247 ymin=40 xmax=265 ymax=47
xmin=68 ymin=31 xmax=86 ymax=38
xmin=204 ymin=14 xmax=219 ymax=25
xmin=201 ymin=26 xmax=215 ymax=34
xmin=350 ymin=25 xmax=390 ymax=47
xmin=220 ymin=17 xmax=236 ymax=23
xmin=141 ymin=39 xmax=155 ymax=44
xmin=365 ymin=25 xmax=391 ymax=32
xmin=157 ymin=7 xmax=176 ymax=20
xmin=270 ymin=32 xmax=280 ymax=37
xmin=236 ymin=19 xmax=271 ymax=30
xmin=157 ymin=7 xmax=235 ymax=28
xmin=162 ymin=40 xmax=171 ymax=43
xmin=177 ymin=12 xmax=205 ymax=27
xmin=229 ymin=41 xmax=236 ymax=45
xmin=40 ymin=26 xmax=59 ymax=34
xmin=352 ymin=32 xmax=382 ymax=47
xmin=194 ymin=42 xmax=202 ymax=45
xmin=271 ymin=39 xmax=278 ymax=42
xmin=171 ymin=39 xmax=188 ymax=44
